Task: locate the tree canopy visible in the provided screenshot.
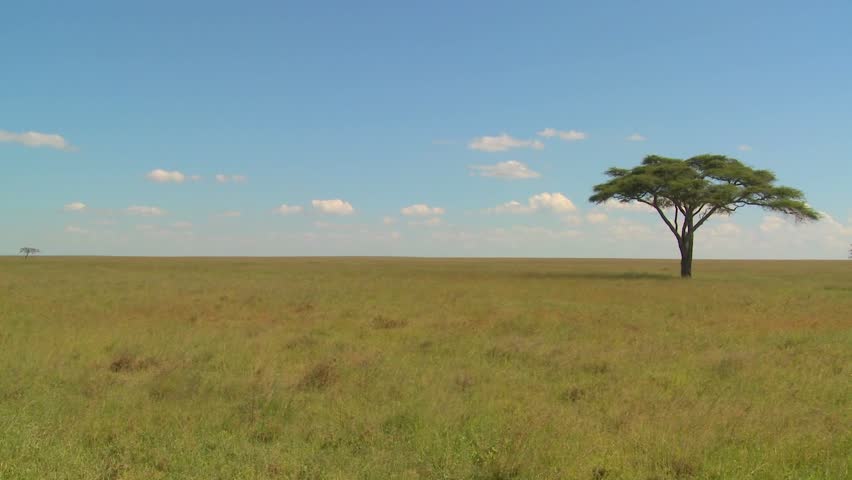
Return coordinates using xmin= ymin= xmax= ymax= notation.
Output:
xmin=589 ymin=154 xmax=819 ymax=277
xmin=19 ymin=247 xmax=40 ymax=259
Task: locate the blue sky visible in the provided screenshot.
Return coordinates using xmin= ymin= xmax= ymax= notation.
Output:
xmin=3 ymin=0 xmax=851 ymax=258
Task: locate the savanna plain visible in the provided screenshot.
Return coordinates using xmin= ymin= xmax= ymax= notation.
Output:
xmin=0 ymin=257 xmax=849 ymax=480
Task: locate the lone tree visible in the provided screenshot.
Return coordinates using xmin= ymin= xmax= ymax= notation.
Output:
xmin=19 ymin=247 xmax=40 ymax=259
xmin=590 ymin=155 xmax=819 ymax=278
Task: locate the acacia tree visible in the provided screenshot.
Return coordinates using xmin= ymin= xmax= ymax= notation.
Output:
xmin=19 ymin=247 xmax=40 ymax=259
xmin=590 ymin=155 xmax=819 ymax=278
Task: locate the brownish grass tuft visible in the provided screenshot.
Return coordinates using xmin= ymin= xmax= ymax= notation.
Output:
xmin=559 ymin=386 xmax=586 ymax=403
xmin=109 ymin=353 xmax=157 ymax=373
xmin=371 ymin=315 xmax=407 ymax=329
xmin=297 ymin=361 xmax=337 ymax=390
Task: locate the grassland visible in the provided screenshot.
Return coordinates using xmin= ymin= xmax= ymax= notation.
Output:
xmin=0 ymin=257 xmax=850 ymax=479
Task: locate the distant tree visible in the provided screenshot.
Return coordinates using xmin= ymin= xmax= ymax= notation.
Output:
xmin=19 ymin=247 xmax=40 ymax=259
xmin=590 ymin=155 xmax=819 ymax=278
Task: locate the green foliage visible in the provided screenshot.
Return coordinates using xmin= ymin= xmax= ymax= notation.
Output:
xmin=1 ymin=257 xmax=850 ymax=478
xmin=590 ymin=155 xmax=819 ymax=276
xmin=18 ymin=247 xmax=40 ymax=258
xmin=591 ymin=155 xmax=819 ymax=221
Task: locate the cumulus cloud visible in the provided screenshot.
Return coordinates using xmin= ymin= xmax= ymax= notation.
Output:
xmin=277 ymin=204 xmax=304 ymax=215
xmin=626 ymin=133 xmax=646 ymax=142
xmin=0 ymin=129 xmax=74 ymax=151
xmin=146 ymin=169 xmax=186 ymax=183
xmin=602 ymin=199 xmax=655 ymax=213
xmin=537 ymin=128 xmax=587 ymax=141
xmin=528 ymin=192 xmax=577 ymax=213
xmin=401 ymin=204 xmax=445 ymax=216
xmin=489 ymin=192 xmax=577 ymax=214
xmin=63 ymin=201 xmax=87 ymax=212
xmin=215 ymin=174 xmax=248 ymax=183
xmin=126 ymin=205 xmax=166 ymax=216
xmin=738 ymin=145 xmax=753 ymax=152
xmin=312 ymin=199 xmax=355 ymax=215
xmin=586 ymin=212 xmax=608 ymax=224
xmin=383 ymin=216 xmax=396 ymax=225
xmin=469 ymin=160 xmax=540 ymax=179
xmin=468 ymin=133 xmax=544 ymax=152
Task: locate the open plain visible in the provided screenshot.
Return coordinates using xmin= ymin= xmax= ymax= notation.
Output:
xmin=1 ymin=257 xmax=850 ymax=479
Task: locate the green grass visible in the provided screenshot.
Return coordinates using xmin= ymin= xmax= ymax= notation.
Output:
xmin=1 ymin=257 xmax=850 ymax=479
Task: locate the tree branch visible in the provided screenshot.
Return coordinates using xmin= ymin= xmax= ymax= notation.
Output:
xmin=642 ymin=197 xmax=680 ymax=241
xmin=693 ymin=206 xmax=720 ymax=231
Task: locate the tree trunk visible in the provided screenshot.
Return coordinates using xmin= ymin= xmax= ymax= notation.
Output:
xmin=679 ymin=236 xmax=693 ymax=278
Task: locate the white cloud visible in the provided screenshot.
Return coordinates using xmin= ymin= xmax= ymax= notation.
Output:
xmin=146 ymin=169 xmax=186 ymax=183
xmin=468 ymin=133 xmax=544 ymax=152
xmin=312 ymin=199 xmax=355 ymax=215
xmin=277 ymin=204 xmax=304 ymax=215
xmin=489 ymin=192 xmax=577 ymax=214
xmin=819 ymin=213 xmax=852 ymax=237
xmin=64 ymin=225 xmax=88 ymax=234
xmin=760 ymin=215 xmax=785 ymax=232
xmin=215 ymin=174 xmax=248 ymax=184
xmin=218 ymin=210 xmax=242 ymax=218
xmin=529 ymin=192 xmax=577 ymax=213
xmin=762 ymin=212 xmax=851 ymax=237
xmin=608 ymin=218 xmax=655 ymax=240
xmin=738 ymin=145 xmax=753 ymax=152
xmin=0 ymin=129 xmax=74 ymax=151
xmin=172 ymin=221 xmax=193 ymax=229
xmin=409 ymin=217 xmax=443 ymax=227
xmin=469 ymin=160 xmax=541 ymax=179
xmin=626 ymin=133 xmax=646 ymax=142
xmin=509 ymin=225 xmax=581 ymax=239
xmin=126 ymin=205 xmax=166 ymax=216
xmin=383 ymin=216 xmax=396 ymax=225
xmin=602 ymin=199 xmax=655 ymax=213
xmin=401 ymin=204 xmax=445 ymax=216
xmin=586 ymin=212 xmax=608 ymax=224
xmin=753 ymin=212 xmax=852 ymax=257
xmin=561 ymin=215 xmax=583 ymax=226
xmin=491 ymin=200 xmax=533 ymax=214
xmin=706 ymin=222 xmax=742 ymax=237
xmin=432 ymin=225 xmax=581 ymax=245
xmin=537 ymin=128 xmax=587 ymax=141
xmin=63 ymin=201 xmax=87 ymax=212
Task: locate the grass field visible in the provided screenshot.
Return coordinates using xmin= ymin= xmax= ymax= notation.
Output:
xmin=0 ymin=257 xmax=850 ymax=479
